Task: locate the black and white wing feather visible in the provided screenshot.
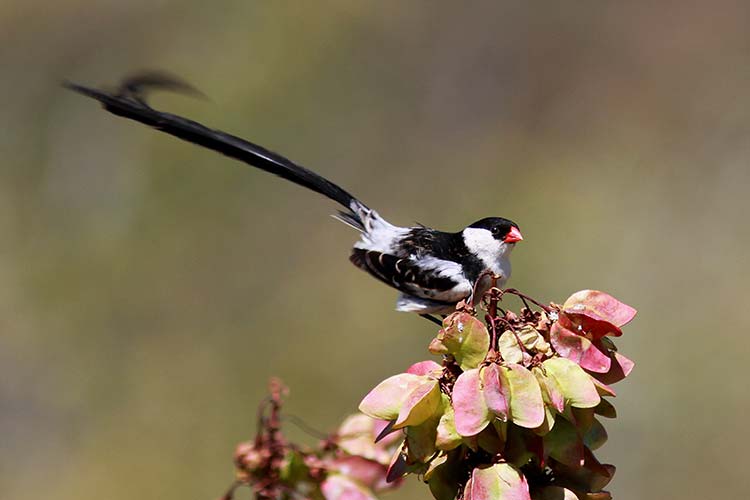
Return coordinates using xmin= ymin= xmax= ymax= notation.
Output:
xmin=349 ymin=249 xmax=470 ymax=303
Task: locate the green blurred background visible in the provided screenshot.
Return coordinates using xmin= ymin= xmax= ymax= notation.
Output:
xmin=2 ymin=1 xmax=748 ymax=499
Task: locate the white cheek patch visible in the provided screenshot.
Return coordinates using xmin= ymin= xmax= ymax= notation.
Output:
xmin=462 ymin=228 xmax=501 ymax=268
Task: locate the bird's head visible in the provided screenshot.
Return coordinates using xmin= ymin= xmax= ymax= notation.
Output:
xmin=467 ymin=217 xmax=522 ymax=243
xmin=463 ymin=217 xmax=523 ymax=262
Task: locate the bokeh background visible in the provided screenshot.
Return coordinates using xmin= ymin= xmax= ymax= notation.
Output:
xmin=2 ymin=1 xmax=749 ymax=499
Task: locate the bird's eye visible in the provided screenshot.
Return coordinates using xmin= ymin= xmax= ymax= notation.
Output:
xmin=491 ymin=226 xmax=501 ymax=235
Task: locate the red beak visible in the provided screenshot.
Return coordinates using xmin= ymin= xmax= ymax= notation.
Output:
xmin=504 ymin=226 xmax=523 ymax=243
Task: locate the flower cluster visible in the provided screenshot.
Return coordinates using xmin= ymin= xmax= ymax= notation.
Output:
xmin=229 ymin=379 xmax=402 ymax=500
xmin=358 ymin=290 xmax=636 ymax=500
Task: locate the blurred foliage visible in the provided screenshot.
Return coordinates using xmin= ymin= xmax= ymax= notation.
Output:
xmin=231 ymin=380 xmax=404 ymax=500
xmin=2 ymin=2 xmax=749 ymax=499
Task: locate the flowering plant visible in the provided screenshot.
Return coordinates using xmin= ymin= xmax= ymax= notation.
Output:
xmin=359 ymin=287 xmax=636 ymax=500
xmin=224 ymin=285 xmax=635 ymax=500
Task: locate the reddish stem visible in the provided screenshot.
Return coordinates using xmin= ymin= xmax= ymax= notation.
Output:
xmin=501 ymin=288 xmax=552 ymax=313
xmin=484 ymin=275 xmax=501 ymax=352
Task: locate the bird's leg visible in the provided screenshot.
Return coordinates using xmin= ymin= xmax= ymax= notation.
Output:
xmin=419 ymin=314 xmax=443 ymax=326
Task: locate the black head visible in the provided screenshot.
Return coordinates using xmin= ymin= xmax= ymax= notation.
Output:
xmin=467 ymin=217 xmax=523 ymax=243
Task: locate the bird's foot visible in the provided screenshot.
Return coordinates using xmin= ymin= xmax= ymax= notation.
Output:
xmin=419 ymin=314 xmax=443 ymax=326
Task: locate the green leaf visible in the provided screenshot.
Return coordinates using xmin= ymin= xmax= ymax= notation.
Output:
xmin=464 ymin=463 xmax=531 ymax=500
xmin=452 ymin=368 xmax=492 ymax=436
xmin=498 ymin=326 xmax=545 ymax=364
xmin=591 ymin=351 xmax=635 ymax=385
xmin=551 ymin=447 xmax=615 ymax=492
xmin=503 ymin=424 xmax=535 ymax=468
xmin=481 ymin=363 xmax=509 ymax=421
xmin=534 ymin=486 xmax=579 ymax=500
xmin=436 ymin=394 xmax=462 ymax=450
xmin=425 ymin=452 xmax=461 ymax=500
xmin=550 ymin=322 xmax=611 ymax=373
xmin=476 ymin=424 xmax=505 ymax=454
xmin=543 ymin=417 xmax=584 ymax=467
xmin=499 ymin=364 xmax=545 ymax=429
xmin=337 ymin=414 xmax=398 ymax=465
xmin=533 ymin=366 xmax=565 ymax=413
xmin=583 ymin=417 xmax=608 ymax=450
xmin=385 ymin=448 xmax=427 ymax=483
xmin=533 ymin=401 xmax=557 ymax=437
xmin=531 ymin=366 xmax=561 ymax=433
xmin=563 ymin=290 xmax=637 ymax=328
xmin=542 ymin=358 xmax=600 ymax=409
xmin=359 ymin=373 xmax=426 ymax=420
xmin=428 ymin=336 xmax=449 ymax=355
xmin=321 ymin=473 xmax=379 ymax=500
xmin=591 ymin=377 xmax=616 ymax=397
xmin=435 ymin=312 xmax=490 ymax=370
xmin=406 ymin=360 xmax=443 ymax=376
xmin=394 ymin=378 xmax=441 ymax=429
xmin=328 ymin=456 xmax=389 ymax=492
xmin=405 ymin=424 xmax=437 ymax=463
xmin=279 ymin=449 xmax=311 ymax=484
xmin=405 ymin=395 xmax=446 ymax=461
xmin=497 ymin=330 xmax=525 ymax=364
xmin=594 ymin=398 xmax=616 ymax=418
xmin=493 ymin=419 xmax=508 ymax=442
xmin=567 ymin=407 xmax=596 ymax=434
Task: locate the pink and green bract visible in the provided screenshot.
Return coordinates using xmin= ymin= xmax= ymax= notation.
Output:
xmin=359 ymin=289 xmax=636 ymax=500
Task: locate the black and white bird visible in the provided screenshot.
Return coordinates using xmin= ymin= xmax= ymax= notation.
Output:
xmin=64 ymin=75 xmax=523 ymax=319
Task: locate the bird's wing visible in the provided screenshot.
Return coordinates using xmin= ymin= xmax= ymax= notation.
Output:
xmin=349 ymin=249 xmax=469 ymax=301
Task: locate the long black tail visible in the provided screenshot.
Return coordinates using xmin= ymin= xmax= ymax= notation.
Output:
xmin=63 ymin=76 xmax=366 ymax=219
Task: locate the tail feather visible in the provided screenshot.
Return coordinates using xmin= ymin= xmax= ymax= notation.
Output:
xmin=63 ymin=75 xmax=367 ymax=226
xmin=331 ymin=210 xmax=365 ymax=232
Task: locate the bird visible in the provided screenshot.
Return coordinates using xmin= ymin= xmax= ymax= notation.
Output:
xmin=63 ymin=74 xmax=523 ymax=323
